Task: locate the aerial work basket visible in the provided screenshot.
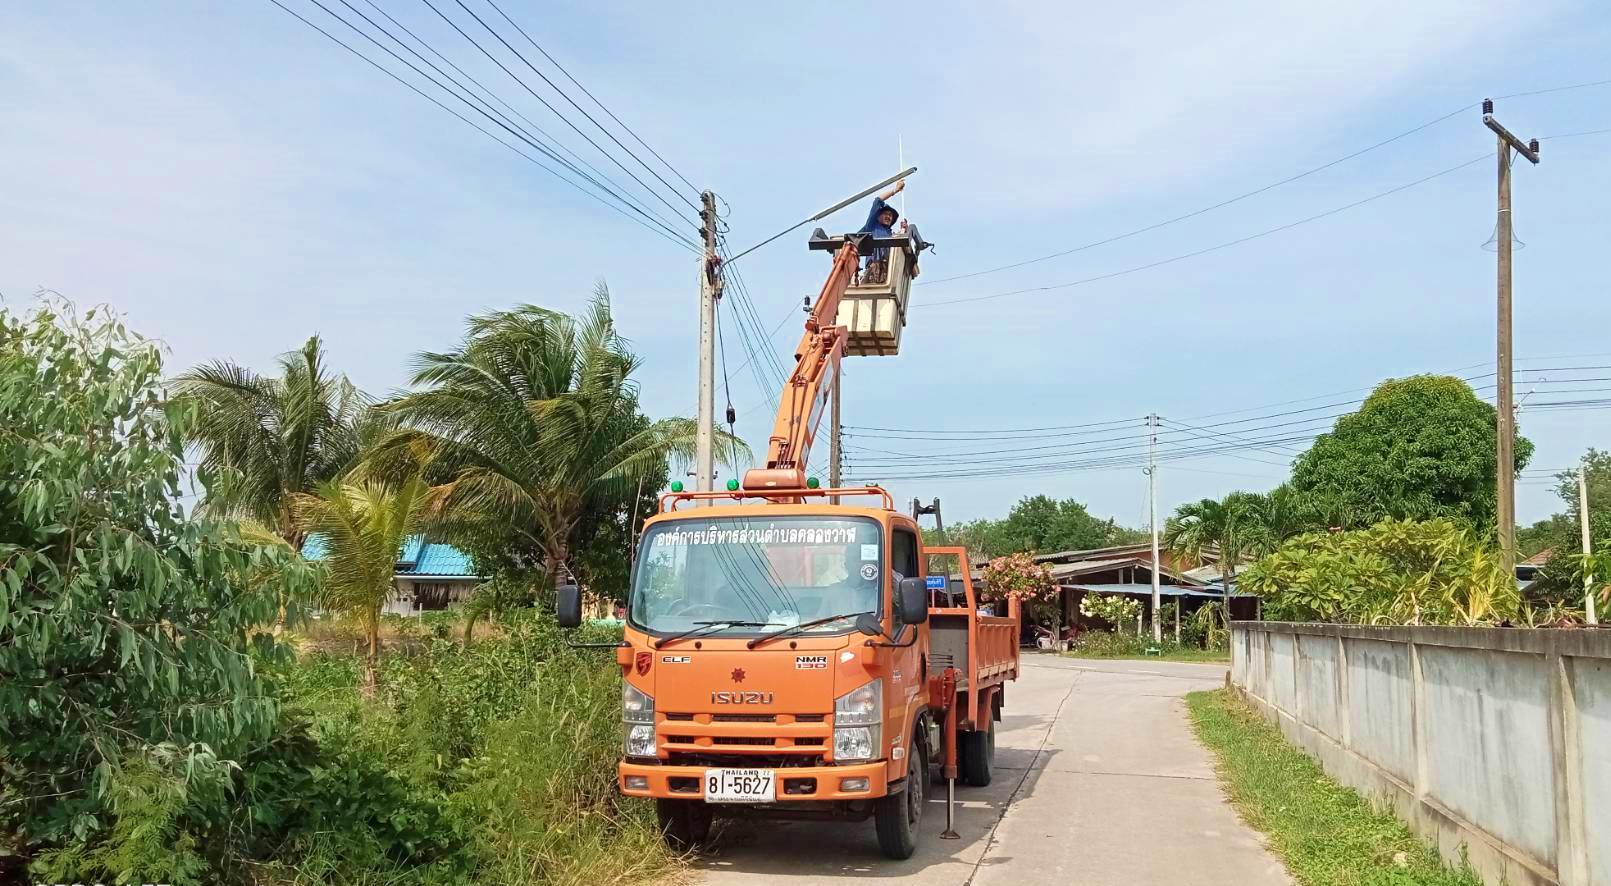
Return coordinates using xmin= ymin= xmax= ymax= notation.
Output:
xmin=809 ymin=226 xmax=929 ymax=357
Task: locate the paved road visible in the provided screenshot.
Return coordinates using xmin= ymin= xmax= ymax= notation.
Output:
xmin=693 ymin=657 xmax=1292 ymax=886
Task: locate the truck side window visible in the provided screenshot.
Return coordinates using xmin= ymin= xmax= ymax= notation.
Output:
xmin=891 ymin=529 xmax=920 ymax=620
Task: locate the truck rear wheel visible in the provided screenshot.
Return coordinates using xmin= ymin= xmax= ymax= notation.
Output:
xmin=875 ymin=741 xmax=924 ymax=859
xmin=656 ymin=798 xmax=713 ymax=851
xmin=959 ymin=721 xmax=995 ymax=787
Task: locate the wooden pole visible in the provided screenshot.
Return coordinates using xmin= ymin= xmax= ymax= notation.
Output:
xmin=1481 ymin=100 xmax=1539 ymax=577
xmin=1495 ymin=131 xmax=1516 ymax=575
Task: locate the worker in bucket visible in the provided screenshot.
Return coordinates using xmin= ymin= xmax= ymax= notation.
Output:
xmin=857 ymin=178 xmax=905 ymax=284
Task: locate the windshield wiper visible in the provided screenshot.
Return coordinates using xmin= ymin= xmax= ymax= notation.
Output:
xmin=655 ymin=620 xmax=777 ymax=649
xmin=747 ymin=611 xmax=873 ymax=649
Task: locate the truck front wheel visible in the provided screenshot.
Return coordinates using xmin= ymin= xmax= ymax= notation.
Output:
xmin=875 ymin=741 xmax=924 ymax=859
xmin=959 ymin=721 xmax=995 ymax=787
xmin=656 ymin=798 xmax=713 ymax=851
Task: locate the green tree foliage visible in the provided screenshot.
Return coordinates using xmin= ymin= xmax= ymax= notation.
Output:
xmin=374 ymin=290 xmax=744 ymax=591
xmin=1164 ymin=492 xmax=1264 ymax=616
xmin=1522 ymin=449 xmax=1611 ymax=605
xmin=293 ymin=476 xmax=443 ymax=693
xmin=174 ymin=335 xmax=378 ymax=547
xmin=0 ymin=303 xmax=315 ymax=866
xmin=924 ymin=495 xmax=1143 ymax=557
xmin=1239 ymin=519 xmax=1520 ymax=625
xmin=1288 ymin=375 xmax=1532 ymax=533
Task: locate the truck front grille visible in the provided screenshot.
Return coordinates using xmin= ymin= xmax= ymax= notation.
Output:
xmin=658 ymin=711 xmax=831 ymax=765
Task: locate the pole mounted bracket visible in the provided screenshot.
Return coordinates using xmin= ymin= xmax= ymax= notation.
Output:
xmin=1482 ymin=102 xmax=1541 ymax=165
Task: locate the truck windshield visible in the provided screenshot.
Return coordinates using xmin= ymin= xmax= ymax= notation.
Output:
xmin=631 ymin=516 xmax=884 ymax=637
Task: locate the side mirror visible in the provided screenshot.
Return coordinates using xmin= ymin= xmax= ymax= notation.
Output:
xmin=896 ymin=576 xmax=928 ymax=626
xmin=854 ymin=612 xmax=883 ymax=637
xmin=556 ymin=584 xmax=582 ymax=628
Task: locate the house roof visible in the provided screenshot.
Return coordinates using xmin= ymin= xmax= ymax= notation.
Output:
xmin=301 ymin=534 xmax=482 ymax=580
xmin=1521 ymin=548 xmax=1555 ymax=567
xmin=1066 ymin=582 xmax=1256 ymax=600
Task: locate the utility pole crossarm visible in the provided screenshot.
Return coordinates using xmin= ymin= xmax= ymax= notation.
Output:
xmin=1482 ymin=106 xmax=1541 ymax=164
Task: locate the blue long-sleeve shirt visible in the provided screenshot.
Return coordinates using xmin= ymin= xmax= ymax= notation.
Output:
xmin=858 ymin=197 xmax=897 ymax=263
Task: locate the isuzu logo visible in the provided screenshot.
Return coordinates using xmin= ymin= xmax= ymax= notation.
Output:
xmin=712 ymin=691 xmax=774 ymax=704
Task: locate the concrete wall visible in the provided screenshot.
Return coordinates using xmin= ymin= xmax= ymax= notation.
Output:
xmin=1231 ymin=623 xmax=1611 ymax=886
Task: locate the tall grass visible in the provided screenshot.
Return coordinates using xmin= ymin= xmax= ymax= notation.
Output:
xmin=266 ymin=612 xmax=672 ymax=885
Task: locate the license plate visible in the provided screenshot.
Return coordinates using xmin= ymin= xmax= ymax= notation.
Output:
xmin=704 ymin=768 xmax=775 ymax=803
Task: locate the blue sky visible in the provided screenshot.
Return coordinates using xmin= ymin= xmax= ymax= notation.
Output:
xmin=3 ymin=0 xmax=1607 ymax=529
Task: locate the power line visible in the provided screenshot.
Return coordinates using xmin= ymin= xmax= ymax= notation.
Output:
xmin=921 ymin=153 xmax=1489 ymax=307
xmin=1494 ymin=77 xmax=1611 ymax=100
xmin=417 ymin=0 xmax=698 ymax=227
xmin=1539 ymin=126 xmax=1611 ymax=141
xmin=920 ymin=77 xmax=1611 ymax=288
xmin=481 ymin=0 xmax=702 ymax=195
xmin=921 ymin=104 xmax=1477 ymax=286
xmin=355 ymin=0 xmax=687 ymax=237
xmin=441 ymin=0 xmax=700 ymax=216
xmin=265 ymin=0 xmax=697 ymax=252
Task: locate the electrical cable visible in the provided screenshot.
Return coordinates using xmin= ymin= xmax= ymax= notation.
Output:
xmin=356 ymin=0 xmax=688 ymax=237
xmin=921 ymin=154 xmax=1489 ymax=307
xmin=921 ymin=104 xmax=1477 ymax=286
xmin=481 ymin=0 xmax=703 ymax=195
xmin=921 ymin=76 xmax=1611 ymax=288
xmin=441 ymin=0 xmax=701 ymax=216
xmin=265 ymin=0 xmax=697 ymax=252
xmin=417 ymin=0 xmax=698 ymax=228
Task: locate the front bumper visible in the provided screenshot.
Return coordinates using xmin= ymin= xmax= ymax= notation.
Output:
xmin=620 ymin=759 xmax=890 ymax=802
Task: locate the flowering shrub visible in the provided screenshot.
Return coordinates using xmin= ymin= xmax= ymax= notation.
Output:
xmin=1080 ymin=593 xmax=1141 ymax=628
xmin=980 ymin=552 xmax=1055 ymax=603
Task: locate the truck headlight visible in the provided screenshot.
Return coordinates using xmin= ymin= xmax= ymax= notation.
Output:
xmin=623 ymin=682 xmax=654 ymax=724
xmin=625 ymin=723 xmax=656 ymax=757
xmin=834 ymin=680 xmax=883 ymax=762
xmin=834 ymin=680 xmax=882 ymax=726
xmin=834 ymin=726 xmax=877 ymax=762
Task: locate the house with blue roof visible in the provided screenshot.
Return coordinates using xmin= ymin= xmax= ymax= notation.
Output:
xmin=302 ymin=534 xmax=485 ymax=616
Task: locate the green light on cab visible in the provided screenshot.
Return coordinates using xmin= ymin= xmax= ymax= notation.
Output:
xmin=726 ymin=478 xmax=740 ymax=491
xmin=806 ymin=476 xmax=821 ymax=489
xmin=670 ymin=481 xmax=684 ymax=492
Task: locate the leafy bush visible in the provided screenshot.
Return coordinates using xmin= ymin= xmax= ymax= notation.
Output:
xmin=1069 ymin=630 xmax=1223 ymax=659
xmin=0 ymin=302 xmax=317 ymax=874
xmin=1079 ymin=593 xmax=1141 ymax=630
xmin=1240 ymin=518 xmax=1520 ymax=625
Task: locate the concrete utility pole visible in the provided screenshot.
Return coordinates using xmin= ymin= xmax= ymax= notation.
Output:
xmin=1582 ymin=461 xmax=1598 ymax=626
xmin=1482 ymin=99 xmax=1540 ymax=576
xmin=695 ymin=191 xmax=721 ymax=493
xmin=829 ymin=371 xmax=842 ymax=491
xmin=1147 ymin=414 xmax=1162 ymax=644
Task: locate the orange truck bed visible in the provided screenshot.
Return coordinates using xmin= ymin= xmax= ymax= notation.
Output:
xmin=922 ymin=546 xmax=1020 ymax=730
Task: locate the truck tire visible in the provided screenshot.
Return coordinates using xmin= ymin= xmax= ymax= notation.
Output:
xmin=875 ymin=741 xmax=924 ymax=860
xmin=959 ymin=722 xmax=994 ymax=787
xmin=656 ymin=798 xmax=713 ymax=851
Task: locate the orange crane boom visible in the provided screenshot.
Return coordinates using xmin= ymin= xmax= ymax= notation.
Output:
xmin=742 ymin=240 xmax=861 ymax=491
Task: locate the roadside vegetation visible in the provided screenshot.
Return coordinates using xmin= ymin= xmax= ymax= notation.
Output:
xmin=1187 ymin=689 xmax=1481 ymax=886
xmin=0 ymin=298 xmax=688 ymax=884
xmin=1166 ymin=374 xmax=1607 ymax=627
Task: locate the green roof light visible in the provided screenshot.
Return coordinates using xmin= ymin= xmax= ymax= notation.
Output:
xmin=806 ymin=476 xmax=821 ymax=489
xmin=726 ymin=478 xmax=740 ymax=491
xmin=669 ymin=481 xmax=684 ymax=492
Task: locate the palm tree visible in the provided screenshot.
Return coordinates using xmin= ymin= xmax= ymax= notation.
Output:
xmin=1165 ymin=492 xmax=1263 ymax=626
xmin=293 ymin=475 xmax=442 ymax=695
xmin=372 ymin=289 xmax=745 ymax=593
xmin=174 ymin=336 xmax=374 ymax=548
